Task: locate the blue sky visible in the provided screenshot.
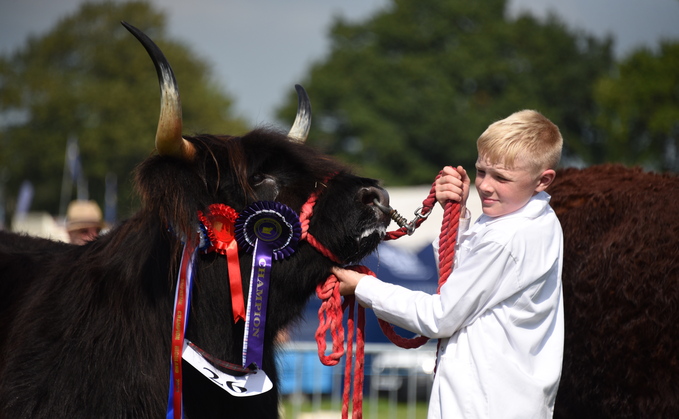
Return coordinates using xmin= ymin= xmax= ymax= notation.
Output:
xmin=1 ymin=0 xmax=678 ymax=128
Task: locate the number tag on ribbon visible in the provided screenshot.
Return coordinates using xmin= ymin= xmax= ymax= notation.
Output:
xmin=182 ymin=341 xmax=273 ymax=397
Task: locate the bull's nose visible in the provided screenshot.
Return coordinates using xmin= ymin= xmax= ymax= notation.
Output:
xmin=357 ymin=186 xmax=390 ymax=208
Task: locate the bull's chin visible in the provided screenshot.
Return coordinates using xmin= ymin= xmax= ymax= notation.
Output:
xmin=359 ymin=225 xmax=387 ymax=242
xmin=341 ymin=227 xmax=385 ymax=264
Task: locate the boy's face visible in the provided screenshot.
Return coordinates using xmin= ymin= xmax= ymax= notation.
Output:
xmin=474 ymin=156 xmax=555 ymax=218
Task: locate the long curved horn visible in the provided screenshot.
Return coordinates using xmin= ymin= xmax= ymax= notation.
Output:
xmin=121 ymin=22 xmax=195 ymax=160
xmin=287 ymin=84 xmax=312 ymax=143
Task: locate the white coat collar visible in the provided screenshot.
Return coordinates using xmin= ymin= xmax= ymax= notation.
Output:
xmin=475 ymin=191 xmax=552 ymax=226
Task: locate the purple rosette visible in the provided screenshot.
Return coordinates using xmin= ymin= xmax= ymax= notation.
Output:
xmin=234 ymin=201 xmax=301 ymax=369
xmin=234 ymin=201 xmax=301 ymax=260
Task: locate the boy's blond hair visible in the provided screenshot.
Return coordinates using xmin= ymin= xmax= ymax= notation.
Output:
xmin=477 ymin=110 xmax=562 ymax=175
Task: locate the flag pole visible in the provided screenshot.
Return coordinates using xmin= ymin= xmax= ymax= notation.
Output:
xmin=58 ymin=136 xmax=77 ymax=219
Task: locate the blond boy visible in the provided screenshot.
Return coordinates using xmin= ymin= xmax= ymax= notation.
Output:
xmin=333 ymin=110 xmax=565 ymax=418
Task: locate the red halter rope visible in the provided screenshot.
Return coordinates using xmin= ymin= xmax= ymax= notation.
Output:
xmin=303 ymin=171 xmax=461 ymax=418
xmin=378 ymin=173 xmax=460 ymax=348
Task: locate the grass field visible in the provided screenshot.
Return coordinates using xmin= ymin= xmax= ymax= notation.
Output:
xmin=281 ymin=396 xmax=429 ymax=418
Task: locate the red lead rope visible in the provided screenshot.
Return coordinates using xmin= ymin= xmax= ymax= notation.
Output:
xmin=315 ymin=267 xmax=368 ymax=419
xmin=379 ymin=174 xmax=460 ymax=348
xmin=305 ymin=172 xmax=461 ymax=419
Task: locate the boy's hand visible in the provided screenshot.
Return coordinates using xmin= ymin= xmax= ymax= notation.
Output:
xmin=436 ymin=165 xmax=470 ymax=210
xmin=331 ymin=266 xmax=367 ymax=296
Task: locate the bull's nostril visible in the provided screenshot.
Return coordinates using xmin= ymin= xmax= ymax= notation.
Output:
xmin=358 ymin=186 xmax=390 ymax=208
xmin=372 ymin=198 xmax=392 ymax=215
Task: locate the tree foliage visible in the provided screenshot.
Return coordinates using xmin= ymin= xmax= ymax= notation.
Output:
xmin=0 ymin=1 xmax=247 ymax=221
xmin=278 ymin=0 xmax=613 ymax=185
xmin=592 ymin=41 xmax=679 ymax=171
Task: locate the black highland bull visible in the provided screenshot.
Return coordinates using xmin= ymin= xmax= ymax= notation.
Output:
xmin=0 ymin=23 xmax=390 ymax=418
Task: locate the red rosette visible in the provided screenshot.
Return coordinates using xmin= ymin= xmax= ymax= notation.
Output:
xmin=198 ymin=204 xmax=239 ymax=254
xmin=197 ymin=203 xmax=245 ymax=323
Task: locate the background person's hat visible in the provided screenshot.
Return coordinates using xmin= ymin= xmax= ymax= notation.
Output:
xmin=66 ymin=200 xmax=103 ymax=232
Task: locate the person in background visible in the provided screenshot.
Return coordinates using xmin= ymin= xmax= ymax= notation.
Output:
xmin=66 ymin=200 xmax=104 ymax=245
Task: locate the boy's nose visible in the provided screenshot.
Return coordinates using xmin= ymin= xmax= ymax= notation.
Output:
xmin=477 ymin=178 xmax=493 ymax=194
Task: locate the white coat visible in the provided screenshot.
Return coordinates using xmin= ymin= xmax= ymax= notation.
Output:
xmin=356 ymin=191 xmax=564 ymax=418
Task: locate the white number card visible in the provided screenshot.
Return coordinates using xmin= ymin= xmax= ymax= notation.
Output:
xmin=182 ymin=341 xmax=273 ymax=397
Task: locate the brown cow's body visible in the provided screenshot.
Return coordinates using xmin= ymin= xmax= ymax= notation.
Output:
xmin=549 ymin=164 xmax=679 ymax=418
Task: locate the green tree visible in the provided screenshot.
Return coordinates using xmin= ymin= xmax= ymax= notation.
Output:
xmin=278 ymin=0 xmax=612 ymax=185
xmin=0 ymin=1 xmax=247 ymax=222
xmin=592 ymin=41 xmax=679 ymax=171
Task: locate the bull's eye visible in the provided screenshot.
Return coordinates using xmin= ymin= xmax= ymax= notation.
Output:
xmin=250 ymin=173 xmax=280 ymax=201
xmin=251 ymin=173 xmax=265 ymax=185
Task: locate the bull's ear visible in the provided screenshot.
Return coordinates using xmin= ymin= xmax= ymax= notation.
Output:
xmin=287 ymin=84 xmax=312 ymax=143
xmin=121 ymin=21 xmax=196 ymax=161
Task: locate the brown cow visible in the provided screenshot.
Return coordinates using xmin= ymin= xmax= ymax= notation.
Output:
xmin=548 ymin=164 xmax=679 ymax=418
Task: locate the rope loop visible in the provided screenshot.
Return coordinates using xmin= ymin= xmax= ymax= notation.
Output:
xmin=315 ymin=266 xmax=369 ymax=419
xmin=315 ymin=274 xmax=345 ymax=365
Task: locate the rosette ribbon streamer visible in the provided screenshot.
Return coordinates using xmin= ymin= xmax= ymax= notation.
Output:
xmin=198 ymin=204 xmax=244 ymax=323
xmin=166 ymin=240 xmax=198 ymax=419
xmin=235 ymin=201 xmax=301 ymax=368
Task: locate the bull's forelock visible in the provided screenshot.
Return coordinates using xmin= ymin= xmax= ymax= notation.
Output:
xmin=132 ymin=129 xmax=348 ymax=241
xmin=133 ymin=136 xmax=235 ymax=239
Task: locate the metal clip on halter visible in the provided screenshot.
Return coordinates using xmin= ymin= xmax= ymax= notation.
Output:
xmin=373 ymin=199 xmax=431 ymax=236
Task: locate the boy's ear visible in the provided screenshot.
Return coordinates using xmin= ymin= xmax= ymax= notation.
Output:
xmin=535 ymin=169 xmax=556 ymax=192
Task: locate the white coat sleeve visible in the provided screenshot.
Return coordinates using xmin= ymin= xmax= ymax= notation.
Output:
xmin=355 ymin=239 xmax=518 ymax=339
